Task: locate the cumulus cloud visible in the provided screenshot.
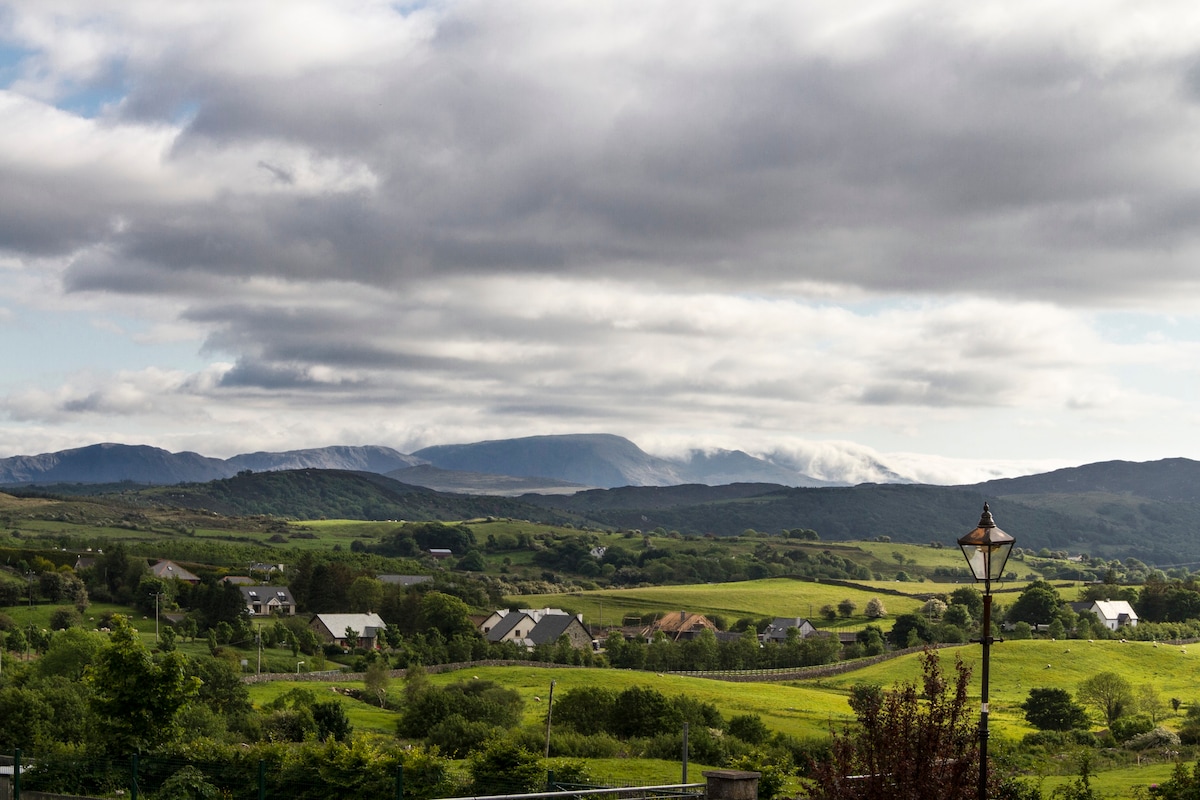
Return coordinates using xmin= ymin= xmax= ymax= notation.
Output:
xmin=2 ymin=1 xmax=1200 ymax=478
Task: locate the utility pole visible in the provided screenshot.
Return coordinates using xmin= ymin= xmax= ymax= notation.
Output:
xmin=150 ymin=591 xmax=165 ymax=642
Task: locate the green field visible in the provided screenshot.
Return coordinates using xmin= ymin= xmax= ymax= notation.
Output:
xmin=517 ymin=577 xmax=932 ymax=629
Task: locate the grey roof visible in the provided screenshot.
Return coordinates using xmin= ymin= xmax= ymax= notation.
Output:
xmin=486 ymin=611 xmax=534 ymax=642
xmin=240 ymin=585 xmax=295 ymax=604
xmin=526 ymin=614 xmax=583 ymax=646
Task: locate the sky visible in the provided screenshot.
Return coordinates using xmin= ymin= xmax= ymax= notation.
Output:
xmin=2 ymin=1 xmax=1200 ymax=486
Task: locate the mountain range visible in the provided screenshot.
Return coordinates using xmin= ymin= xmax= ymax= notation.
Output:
xmin=0 ymin=434 xmax=833 ymax=492
xmin=5 ymin=436 xmax=1200 ymax=564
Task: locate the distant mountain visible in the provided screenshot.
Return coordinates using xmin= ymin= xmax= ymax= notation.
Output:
xmin=0 ymin=444 xmax=424 ymax=487
xmin=0 ymin=443 xmax=228 ymax=485
xmin=412 ymin=433 xmax=831 ymax=489
xmin=971 ymin=457 xmax=1200 ymax=503
xmin=0 ymin=435 xmax=827 ymax=489
xmin=226 ymin=446 xmax=422 ymax=475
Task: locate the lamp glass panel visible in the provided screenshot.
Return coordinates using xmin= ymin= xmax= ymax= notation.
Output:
xmin=962 ymin=545 xmax=989 ymax=581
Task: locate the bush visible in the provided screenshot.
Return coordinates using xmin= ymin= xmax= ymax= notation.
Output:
xmin=1126 ymin=726 xmax=1180 ymax=751
xmin=1110 ymin=714 xmax=1153 ymax=743
xmin=728 ymin=714 xmax=770 ymax=745
xmin=427 ymin=715 xmax=498 ymax=757
xmin=548 ymin=730 xmax=623 ymax=759
xmin=468 ymin=739 xmax=544 ymax=795
xmin=49 ymin=607 xmax=82 ymax=630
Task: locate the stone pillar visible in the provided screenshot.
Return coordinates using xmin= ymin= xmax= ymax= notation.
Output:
xmin=703 ymin=769 xmax=761 ymax=800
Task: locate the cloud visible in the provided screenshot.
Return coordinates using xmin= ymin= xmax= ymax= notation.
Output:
xmin=2 ymin=2 xmax=1200 ymax=478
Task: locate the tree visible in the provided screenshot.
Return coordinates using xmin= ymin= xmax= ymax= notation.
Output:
xmin=1137 ymin=683 xmax=1165 ymax=724
xmin=921 ymin=599 xmax=948 ymax=619
xmin=1078 ymin=671 xmax=1134 ymax=728
xmin=837 ymin=599 xmax=857 ymax=618
xmin=1006 ymin=580 xmax=1061 ymax=626
xmin=364 ymin=660 xmax=390 ymax=707
xmin=807 ymin=651 xmax=988 ymax=799
xmin=87 ymin=614 xmax=200 ymax=753
xmin=949 ymin=587 xmax=983 ymax=619
xmin=865 ymin=598 xmax=887 ymax=619
xmin=347 ymin=576 xmax=384 ymax=613
xmin=820 ymin=604 xmax=838 ymax=621
xmin=1021 ymin=688 xmax=1090 ymax=731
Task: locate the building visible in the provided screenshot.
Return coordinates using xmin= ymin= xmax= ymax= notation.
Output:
xmin=640 ymin=611 xmax=719 ymax=642
xmin=239 ymin=585 xmax=297 ymax=616
xmin=1089 ymin=600 xmax=1139 ymax=630
xmin=761 ymin=617 xmax=817 ymax=643
xmin=480 ymin=608 xmax=591 ymax=650
xmin=149 ymin=559 xmax=201 ymax=585
xmin=310 ymin=613 xmax=387 ymax=649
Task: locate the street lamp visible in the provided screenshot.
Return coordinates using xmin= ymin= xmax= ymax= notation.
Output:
xmin=296 ymin=661 xmax=305 ymax=674
xmin=957 ymin=503 xmax=1014 ymax=800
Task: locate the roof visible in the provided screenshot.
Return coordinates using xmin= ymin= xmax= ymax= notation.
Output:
xmin=1092 ymin=600 xmax=1139 ymax=621
xmin=763 ymin=617 xmax=814 ymax=638
xmin=642 ymin=611 xmax=716 ymax=640
xmin=486 ymin=611 xmax=535 ymax=642
xmin=222 ymin=576 xmax=256 ymax=585
xmin=149 ymin=559 xmax=200 ymax=582
xmin=312 ymin=613 xmax=387 ymax=638
xmin=526 ymin=614 xmax=585 ymax=645
xmin=241 ymin=585 xmax=295 ymax=604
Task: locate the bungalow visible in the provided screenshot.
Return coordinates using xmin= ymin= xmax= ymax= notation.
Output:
xmin=1090 ymin=600 xmax=1138 ymax=630
xmin=310 ymin=613 xmax=387 ymax=649
xmin=149 ymin=559 xmax=201 ymax=585
xmin=240 ymin=585 xmax=297 ymax=616
xmin=761 ymin=617 xmax=818 ymax=643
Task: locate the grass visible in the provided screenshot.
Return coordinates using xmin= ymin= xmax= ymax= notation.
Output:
xmin=516 ymin=577 xmax=930 ymax=630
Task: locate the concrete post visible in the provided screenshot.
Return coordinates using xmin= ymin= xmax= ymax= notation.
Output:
xmin=703 ymin=769 xmax=760 ymax=800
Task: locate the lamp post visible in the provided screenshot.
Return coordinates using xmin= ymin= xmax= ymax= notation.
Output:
xmin=296 ymin=661 xmax=305 ymax=674
xmin=958 ymin=503 xmax=1015 ymax=800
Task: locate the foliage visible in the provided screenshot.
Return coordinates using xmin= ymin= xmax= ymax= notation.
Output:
xmin=1021 ymin=688 xmax=1090 ymax=731
xmin=86 ymin=613 xmax=201 ymax=753
xmin=1077 ymin=671 xmax=1134 ymax=728
xmin=1006 ymin=581 xmax=1063 ymax=626
xmin=468 ymin=738 xmax=545 ymax=795
xmin=805 ymin=650 xmax=987 ymax=800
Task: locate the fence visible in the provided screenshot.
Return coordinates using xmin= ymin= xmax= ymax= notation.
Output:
xmin=0 ymin=751 xmax=756 ymax=800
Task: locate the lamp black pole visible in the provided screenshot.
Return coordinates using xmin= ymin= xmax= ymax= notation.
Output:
xmin=978 ymin=579 xmax=993 ymax=800
xmin=958 ymin=503 xmax=1014 ymax=800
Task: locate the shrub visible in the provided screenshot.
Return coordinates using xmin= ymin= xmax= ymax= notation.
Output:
xmin=728 ymin=714 xmax=770 ymax=745
xmin=1110 ymin=714 xmax=1153 ymax=743
xmin=468 ymin=739 xmax=544 ymax=795
xmin=1126 ymin=726 xmax=1180 ymax=751
xmin=427 ymin=715 xmax=498 ymax=758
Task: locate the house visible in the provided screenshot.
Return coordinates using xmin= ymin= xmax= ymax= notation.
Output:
xmin=480 ymin=608 xmax=591 ymax=650
xmin=478 ymin=607 xmax=571 ymax=636
xmin=1089 ymin=600 xmax=1138 ymax=630
xmin=73 ymin=556 xmax=97 ymax=572
xmin=761 ymin=617 xmax=818 ymax=643
xmin=240 ymin=585 xmax=297 ymax=616
xmin=378 ymin=574 xmax=433 ymax=587
xmin=526 ymin=614 xmax=592 ymax=649
xmin=640 ymin=611 xmax=718 ymax=642
xmin=310 ymin=613 xmax=387 ymax=649
xmin=484 ymin=611 xmax=539 ymax=645
xmin=149 ymin=559 xmax=201 ymax=585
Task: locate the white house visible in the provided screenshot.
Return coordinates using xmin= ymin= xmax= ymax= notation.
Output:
xmin=1089 ymin=600 xmax=1138 ymax=630
xmin=310 ymin=613 xmax=387 ymax=648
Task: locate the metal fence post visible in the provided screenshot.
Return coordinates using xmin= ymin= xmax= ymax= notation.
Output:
xmin=13 ymin=748 xmax=19 ymax=800
xmin=396 ymin=764 xmax=403 ymax=800
xmin=130 ymin=753 xmax=138 ymax=800
xmin=547 ymin=770 xmax=555 ymax=792
xmin=258 ymin=759 xmax=266 ymax=800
